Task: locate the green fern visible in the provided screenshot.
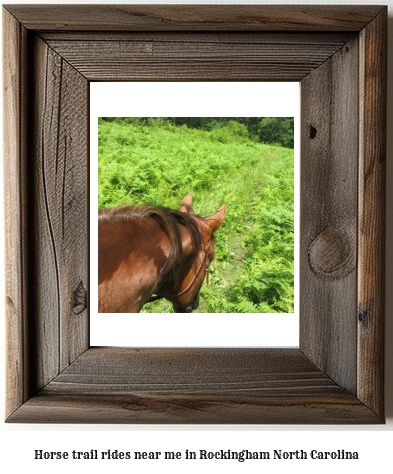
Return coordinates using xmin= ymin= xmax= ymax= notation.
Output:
xmin=98 ymin=119 xmax=295 ymax=313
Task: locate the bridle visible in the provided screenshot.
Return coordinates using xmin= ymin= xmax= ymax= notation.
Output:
xmin=147 ymin=216 xmax=211 ymax=304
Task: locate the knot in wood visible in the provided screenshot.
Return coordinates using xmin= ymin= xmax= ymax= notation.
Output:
xmin=73 ymin=281 xmax=87 ymax=315
xmin=308 ymin=228 xmax=355 ymax=279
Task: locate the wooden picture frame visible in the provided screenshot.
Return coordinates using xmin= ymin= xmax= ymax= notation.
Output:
xmin=3 ymin=5 xmax=386 ymax=424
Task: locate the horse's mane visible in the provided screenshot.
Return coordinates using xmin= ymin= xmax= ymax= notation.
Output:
xmin=99 ymin=204 xmax=208 ymax=282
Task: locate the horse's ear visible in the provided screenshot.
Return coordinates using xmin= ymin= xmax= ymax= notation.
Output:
xmin=179 ymin=193 xmax=193 ymax=213
xmin=206 ymin=204 xmax=227 ymax=233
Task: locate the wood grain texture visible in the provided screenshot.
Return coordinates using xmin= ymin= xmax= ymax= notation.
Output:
xmin=46 ymin=37 xmax=347 ymax=82
xmin=29 ymin=36 xmax=89 ymax=391
xmin=3 ymin=8 xmax=30 ymax=418
xmin=300 ymin=36 xmax=359 ymax=393
xmin=3 ymin=5 xmax=384 ymax=32
xmin=43 ymin=348 xmax=340 ymax=395
xmin=7 ymin=348 xmax=379 ymax=424
xmin=40 ymin=31 xmax=354 ymax=44
xmin=358 ymin=9 xmax=387 ymax=418
xmin=9 ymin=392 xmax=379 ymax=425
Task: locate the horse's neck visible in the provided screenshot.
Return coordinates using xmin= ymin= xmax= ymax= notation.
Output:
xmin=98 ymin=218 xmax=173 ymax=312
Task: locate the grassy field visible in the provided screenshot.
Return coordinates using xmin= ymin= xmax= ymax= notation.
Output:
xmin=98 ymin=118 xmax=294 ymax=313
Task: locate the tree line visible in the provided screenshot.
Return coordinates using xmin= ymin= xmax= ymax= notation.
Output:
xmin=100 ymin=117 xmax=294 ymax=149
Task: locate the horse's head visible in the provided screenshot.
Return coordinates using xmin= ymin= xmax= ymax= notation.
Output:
xmin=158 ymin=193 xmax=226 ymax=313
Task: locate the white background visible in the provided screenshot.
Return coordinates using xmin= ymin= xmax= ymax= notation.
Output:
xmin=1 ymin=0 xmax=392 ymax=472
xmin=90 ymin=82 xmax=300 ymax=347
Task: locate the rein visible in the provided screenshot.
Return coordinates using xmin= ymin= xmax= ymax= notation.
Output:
xmin=147 ymin=217 xmax=210 ymax=303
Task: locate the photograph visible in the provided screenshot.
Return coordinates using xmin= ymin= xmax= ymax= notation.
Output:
xmin=98 ymin=117 xmax=295 ymax=314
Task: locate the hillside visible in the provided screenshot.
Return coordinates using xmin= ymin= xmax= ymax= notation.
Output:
xmin=98 ymin=118 xmax=294 ymax=313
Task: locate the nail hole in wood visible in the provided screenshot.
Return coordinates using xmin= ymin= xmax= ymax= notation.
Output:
xmin=309 ymin=125 xmax=317 ymax=139
xmin=358 ymin=308 xmax=370 ymax=324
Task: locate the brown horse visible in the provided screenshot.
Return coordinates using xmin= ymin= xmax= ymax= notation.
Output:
xmin=98 ymin=194 xmax=226 ymax=313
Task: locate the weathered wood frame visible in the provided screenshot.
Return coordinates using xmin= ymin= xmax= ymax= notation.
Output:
xmin=3 ymin=5 xmax=386 ymax=424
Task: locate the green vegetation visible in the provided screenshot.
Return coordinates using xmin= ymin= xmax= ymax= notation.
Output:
xmin=101 ymin=117 xmax=294 ymax=148
xmin=98 ymin=117 xmax=294 ymax=313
